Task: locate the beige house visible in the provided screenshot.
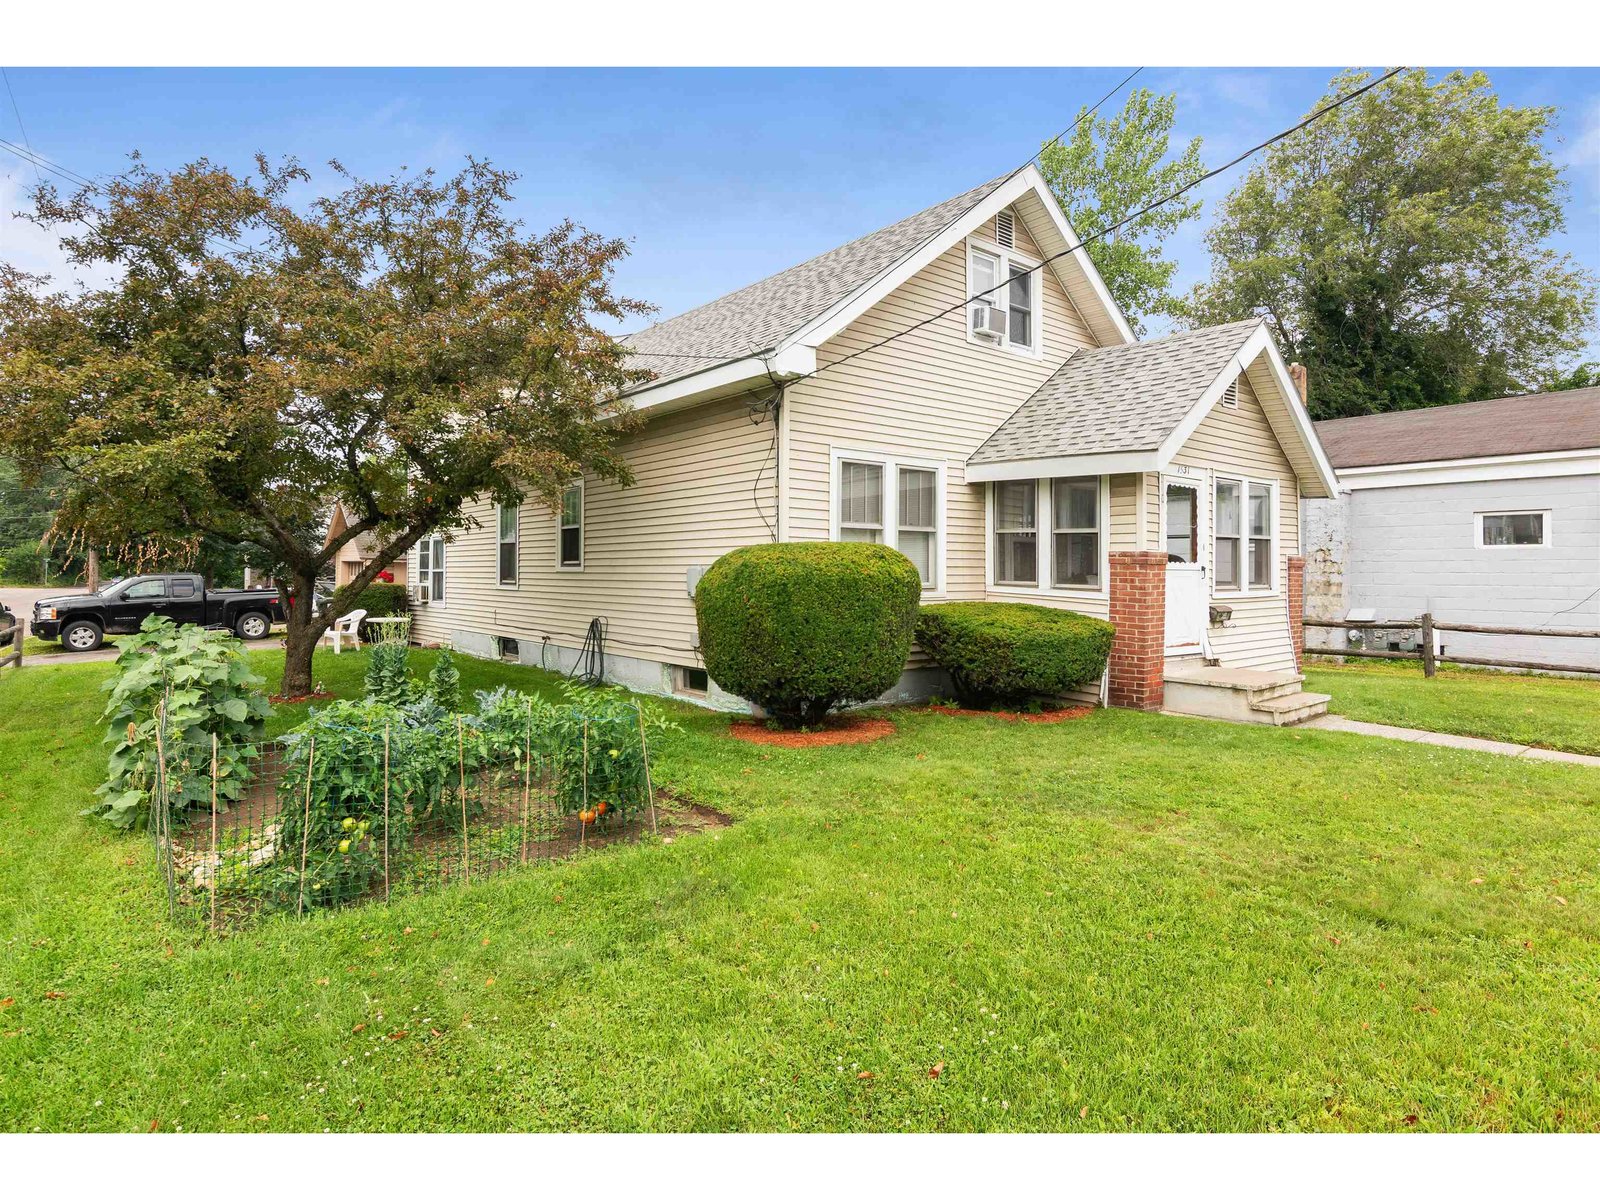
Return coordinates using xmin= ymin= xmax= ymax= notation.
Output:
xmin=324 ymin=502 xmax=408 ymax=589
xmin=408 ymin=167 xmax=1339 ymax=722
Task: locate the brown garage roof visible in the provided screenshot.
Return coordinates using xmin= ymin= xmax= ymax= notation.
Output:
xmin=1314 ymin=388 xmax=1600 ymax=469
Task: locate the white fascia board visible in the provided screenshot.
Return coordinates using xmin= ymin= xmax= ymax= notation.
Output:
xmin=966 ymin=450 xmax=1157 ymax=482
xmin=623 ymin=345 xmax=817 ymax=417
xmin=1153 ymin=324 xmax=1341 ymax=498
xmin=784 ymin=166 xmax=1136 ymax=356
xmin=1337 ymin=448 xmax=1600 ymax=490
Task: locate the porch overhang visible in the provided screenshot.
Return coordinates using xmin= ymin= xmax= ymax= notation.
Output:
xmin=966 ymin=450 xmax=1158 ymax=482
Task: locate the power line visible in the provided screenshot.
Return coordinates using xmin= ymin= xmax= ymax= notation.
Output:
xmin=782 ymin=65 xmax=1406 ymax=389
xmin=0 ymin=69 xmax=41 ymax=188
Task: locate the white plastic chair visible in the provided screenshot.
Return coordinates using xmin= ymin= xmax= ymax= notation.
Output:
xmin=321 ymin=608 xmax=367 ymax=654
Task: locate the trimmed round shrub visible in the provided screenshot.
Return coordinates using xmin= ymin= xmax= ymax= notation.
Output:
xmin=915 ymin=602 xmax=1115 ymax=708
xmin=695 ymin=542 xmax=922 ymax=729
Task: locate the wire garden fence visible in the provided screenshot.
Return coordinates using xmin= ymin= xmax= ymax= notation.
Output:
xmin=147 ymin=693 xmax=706 ymax=932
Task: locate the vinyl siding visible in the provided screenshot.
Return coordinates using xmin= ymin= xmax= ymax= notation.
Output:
xmin=1167 ymin=375 xmax=1302 ymax=670
xmin=408 ymin=394 xmax=775 ymax=667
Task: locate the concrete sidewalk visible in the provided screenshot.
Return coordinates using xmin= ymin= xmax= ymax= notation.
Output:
xmin=1300 ymin=714 xmax=1600 ymax=767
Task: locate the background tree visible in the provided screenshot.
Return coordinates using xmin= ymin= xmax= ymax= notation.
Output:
xmin=0 ymin=156 xmax=650 ymax=694
xmin=1184 ymin=68 xmax=1598 ymax=419
xmin=1038 ymin=87 xmax=1206 ymax=334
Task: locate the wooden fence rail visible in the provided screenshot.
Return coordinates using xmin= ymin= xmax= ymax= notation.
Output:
xmin=0 ymin=618 xmax=22 ymax=670
xmin=1304 ymin=614 xmax=1598 ymax=677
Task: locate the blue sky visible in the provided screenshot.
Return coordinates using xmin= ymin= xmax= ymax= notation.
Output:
xmin=3 ymin=67 xmax=1597 ymax=356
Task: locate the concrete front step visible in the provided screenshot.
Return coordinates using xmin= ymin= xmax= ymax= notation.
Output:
xmin=1162 ymin=663 xmax=1325 ymax=726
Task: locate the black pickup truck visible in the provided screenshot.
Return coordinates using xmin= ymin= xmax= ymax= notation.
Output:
xmin=32 ymin=573 xmax=285 ymax=652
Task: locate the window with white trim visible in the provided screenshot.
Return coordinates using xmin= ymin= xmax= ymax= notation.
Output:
xmin=896 ymin=467 xmax=938 ymax=588
xmin=837 ymin=461 xmax=884 ymax=543
xmin=1214 ymin=477 xmax=1276 ymax=593
xmin=967 ymin=239 xmax=1040 ymax=356
xmin=497 ymin=502 xmax=519 ymax=586
xmin=1051 ymin=477 xmax=1099 ymax=588
xmin=1478 ymin=510 xmax=1548 ymax=547
xmin=417 ymin=535 xmax=446 ymax=602
xmin=558 ymin=483 xmax=583 ymax=567
xmin=994 ymin=480 xmax=1038 ymax=585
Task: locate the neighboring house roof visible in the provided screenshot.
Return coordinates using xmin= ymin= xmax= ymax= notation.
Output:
xmin=1314 ymin=388 xmax=1600 ymax=469
xmin=621 ymin=175 xmax=1012 ymax=389
xmin=966 ymin=319 xmax=1340 ymax=498
xmin=617 ymin=164 xmax=1136 ymax=411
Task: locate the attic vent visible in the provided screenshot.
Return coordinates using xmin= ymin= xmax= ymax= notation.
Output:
xmin=995 ymin=210 xmax=1015 ymax=249
xmin=1220 ymin=380 xmax=1239 ymax=409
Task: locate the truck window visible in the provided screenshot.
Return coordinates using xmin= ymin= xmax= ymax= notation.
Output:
xmin=171 ymin=578 xmax=197 ymax=598
xmin=124 ymin=579 xmax=167 ymax=600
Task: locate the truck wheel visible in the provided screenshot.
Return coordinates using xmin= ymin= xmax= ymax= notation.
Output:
xmin=235 ymin=612 xmax=271 ymax=641
xmin=62 ymin=620 xmax=103 ymax=652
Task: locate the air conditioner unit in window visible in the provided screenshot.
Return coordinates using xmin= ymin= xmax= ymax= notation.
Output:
xmin=410 ymin=583 xmax=429 ymax=607
xmin=971 ymin=305 xmax=1007 ymax=340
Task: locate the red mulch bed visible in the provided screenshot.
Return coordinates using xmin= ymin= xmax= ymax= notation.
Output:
xmin=728 ymin=715 xmax=896 ymax=747
xmin=270 ymin=689 xmax=336 ymax=705
xmin=926 ymin=703 xmax=1094 ymax=724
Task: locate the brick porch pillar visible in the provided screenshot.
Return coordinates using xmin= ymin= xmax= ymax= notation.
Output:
xmin=1286 ymin=555 xmax=1306 ymax=670
xmin=1107 ymin=550 xmax=1167 ymax=711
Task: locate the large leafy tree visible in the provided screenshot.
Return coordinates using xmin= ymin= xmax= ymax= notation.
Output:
xmin=1184 ymin=68 xmax=1598 ymax=419
xmin=1038 ymin=87 xmax=1206 ymax=334
xmin=0 ymin=156 xmax=649 ymax=695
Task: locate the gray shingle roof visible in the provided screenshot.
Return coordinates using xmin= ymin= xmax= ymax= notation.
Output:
xmin=620 ymin=174 xmax=1012 ymax=391
xmin=969 ymin=319 xmax=1266 ymax=465
xmin=1314 ymin=387 xmax=1600 ymax=468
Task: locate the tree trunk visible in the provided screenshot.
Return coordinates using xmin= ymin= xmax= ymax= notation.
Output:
xmin=279 ymin=567 xmax=323 ymax=699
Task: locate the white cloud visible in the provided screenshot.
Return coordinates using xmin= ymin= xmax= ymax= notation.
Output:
xmin=1564 ymin=95 xmax=1600 ymax=168
xmin=0 ymin=169 xmax=120 ymax=292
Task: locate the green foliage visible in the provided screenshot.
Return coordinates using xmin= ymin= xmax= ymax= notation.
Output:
xmin=916 ymin=602 xmax=1115 ymax=708
xmin=334 ymin=582 xmax=408 ymax=641
xmin=545 ymin=683 xmax=675 ymax=820
xmin=88 ymin=616 xmax=272 ymax=829
xmin=364 ymin=642 xmax=415 ymax=707
xmin=1183 ymin=68 xmax=1599 ymax=418
xmin=427 ymin=649 xmax=462 ymax=712
xmin=694 ymin=541 xmax=923 ymax=729
xmin=1039 ymin=87 xmax=1206 ymax=334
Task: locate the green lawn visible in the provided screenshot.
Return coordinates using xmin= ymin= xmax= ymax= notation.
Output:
xmin=3 ymin=647 xmax=1599 ymax=1132
xmin=1305 ymin=659 xmax=1600 ymax=756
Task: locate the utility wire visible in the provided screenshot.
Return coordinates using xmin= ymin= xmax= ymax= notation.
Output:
xmin=0 ymin=69 xmax=42 ymax=187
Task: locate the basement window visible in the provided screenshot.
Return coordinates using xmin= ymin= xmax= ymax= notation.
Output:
xmin=499 ymin=636 xmax=520 ymax=663
xmin=1477 ymin=510 xmax=1549 ymax=547
xmin=674 ymin=665 xmax=709 ymax=697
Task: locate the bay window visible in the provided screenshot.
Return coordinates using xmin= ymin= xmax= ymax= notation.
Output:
xmin=1051 ymin=477 xmax=1099 ymax=588
xmin=994 ymin=480 xmax=1038 ymax=585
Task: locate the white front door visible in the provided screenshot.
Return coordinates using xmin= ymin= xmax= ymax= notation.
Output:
xmin=1162 ymin=476 xmax=1208 ymax=655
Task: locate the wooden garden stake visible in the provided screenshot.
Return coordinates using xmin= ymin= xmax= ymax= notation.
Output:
xmin=209 ymin=733 xmax=219 ymax=933
xmin=154 ymin=694 xmax=176 ymax=922
xmin=383 ymin=723 xmax=392 ymax=902
xmin=521 ymin=722 xmax=531 ymax=865
xmin=580 ymin=716 xmax=589 ymax=848
xmin=297 ymin=738 xmax=314 ymax=917
xmin=635 ymin=700 xmax=658 ymax=836
xmin=458 ymin=715 xmax=469 ymax=885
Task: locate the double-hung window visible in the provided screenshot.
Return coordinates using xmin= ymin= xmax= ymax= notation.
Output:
xmin=896 ymin=467 xmax=938 ymax=588
xmin=836 ymin=456 xmax=941 ymax=590
xmin=838 ymin=461 xmax=884 ymax=543
xmin=967 ymin=241 xmax=1038 ymax=355
xmin=497 ymin=503 xmax=519 ymax=586
xmin=558 ymin=483 xmax=583 ymax=568
xmin=1051 ymin=478 xmax=1099 ymax=588
xmin=1214 ymin=477 xmax=1275 ymax=593
xmin=417 ymin=535 xmax=446 ymax=602
xmin=994 ymin=480 xmax=1038 ymax=585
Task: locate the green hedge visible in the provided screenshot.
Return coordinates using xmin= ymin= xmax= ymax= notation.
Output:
xmin=695 ymin=542 xmax=922 ymax=729
xmin=916 ymin=602 xmax=1115 ymax=708
xmin=333 ymin=581 xmax=409 ymax=641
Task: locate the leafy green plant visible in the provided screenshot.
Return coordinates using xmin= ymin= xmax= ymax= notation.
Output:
xmin=694 ymin=541 xmax=922 ymax=728
xmin=364 ymin=641 xmax=415 ymax=706
xmin=427 ymin=649 xmax=461 ymax=712
xmin=88 ymin=616 xmax=272 ymax=829
xmin=545 ymin=684 xmax=675 ymax=822
xmin=915 ymin=602 xmax=1115 ymax=708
